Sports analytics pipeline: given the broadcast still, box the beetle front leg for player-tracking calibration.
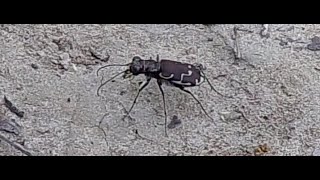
[124,76,151,119]
[156,79,168,137]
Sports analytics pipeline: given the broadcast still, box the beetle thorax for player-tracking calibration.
[130,59,159,75]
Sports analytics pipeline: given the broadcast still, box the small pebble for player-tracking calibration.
[60,52,70,61]
[168,115,181,129]
[120,91,126,96]
[219,111,242,121]
[36,51,46,57]
[279,41,288,46]
[313,148,320,156]
[31,63,39,69]
[59,53,71,70]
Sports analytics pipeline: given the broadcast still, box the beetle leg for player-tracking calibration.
[198,68,231,98]
[97,70,127,96]
[156,79,168,137]
[124,76,151,119]
[177,86,215,124]
[122,69,133,79]
[193,63,206,71]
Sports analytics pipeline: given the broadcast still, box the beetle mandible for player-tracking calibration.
[96,55,225,136]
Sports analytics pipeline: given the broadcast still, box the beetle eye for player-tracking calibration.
[132,56,141,61]
[130,62,141,75]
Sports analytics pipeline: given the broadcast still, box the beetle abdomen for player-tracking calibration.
[159,60,204,87]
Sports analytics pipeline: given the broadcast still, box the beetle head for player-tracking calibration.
[193,63,206,71]
[130,56,144,75]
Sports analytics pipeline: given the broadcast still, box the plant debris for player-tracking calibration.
[0,119,20,135]
[307,36,320,51]
[254,144,270,156]
[3,96,24,118]
[0,133,32,156]
[167,115,182,129]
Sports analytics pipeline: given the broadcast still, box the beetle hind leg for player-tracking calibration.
[123,76,151,119]
[197,67,231,98]
[177,86,216,124]
[156,79,168,137]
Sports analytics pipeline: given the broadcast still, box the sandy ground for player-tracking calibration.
[0,24,320,156]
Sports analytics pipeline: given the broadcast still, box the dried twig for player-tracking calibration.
[233,27,243,60]
[217,27,246,62]
[0,119,20,135]
[91,104,109,146]
[3,96,24,118]
[226,27,255,68]
[0,133,32,156]
[89,48,110,62]
[133,129,153,143]
[260,24,270,38]
[231,78,254,98]
[97,113,109,145]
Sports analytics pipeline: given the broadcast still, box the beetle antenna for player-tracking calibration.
[96,63,131,77]
[200,70,228,98]
[97,70,128,96]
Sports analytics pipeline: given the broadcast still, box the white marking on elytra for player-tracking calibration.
[159,73,174,79]
[139,80,148,89]
[188,65,192,69]
[195,76,205,85]
[183,70,193,78]
[161,79,175,87]
[171,70,193,86]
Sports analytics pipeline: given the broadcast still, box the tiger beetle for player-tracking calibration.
[96,55,226,137]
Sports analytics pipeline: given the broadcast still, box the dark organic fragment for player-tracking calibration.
[168,115,181,129]
[3,96,24,118]
[307,36,320,51]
